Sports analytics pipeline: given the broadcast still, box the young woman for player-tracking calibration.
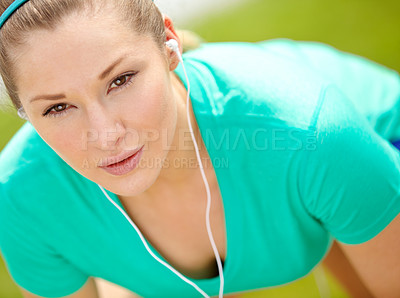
[0,0,399,297]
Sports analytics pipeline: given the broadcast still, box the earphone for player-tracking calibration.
[98,39,225,298]
[165,39,179,54]
[8,16,332,296]
[1,0,223,292]
[14,37,225,296]
[17,107,28,121]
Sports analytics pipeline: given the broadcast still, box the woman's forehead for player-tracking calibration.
[14,5,148,63]
[14,15,158,102]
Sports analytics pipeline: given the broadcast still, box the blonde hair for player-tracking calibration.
[0,0,166,110]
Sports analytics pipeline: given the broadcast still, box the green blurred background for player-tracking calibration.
[1,0,399,296]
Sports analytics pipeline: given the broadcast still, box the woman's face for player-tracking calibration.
[14,10,180,197]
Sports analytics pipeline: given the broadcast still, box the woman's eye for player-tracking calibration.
[108,73,137,93]
[43,103,70,117]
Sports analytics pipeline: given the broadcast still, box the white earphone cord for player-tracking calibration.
[98,40,224,298]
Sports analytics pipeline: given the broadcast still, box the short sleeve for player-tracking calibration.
[0,182,89,297]
[258,39,400,141]
[299,84,400,245]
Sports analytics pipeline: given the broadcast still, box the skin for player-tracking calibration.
[11,4,400,298]
[337,213,400,297]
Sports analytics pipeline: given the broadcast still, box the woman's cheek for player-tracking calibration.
[48,129,88,166]
[127,79,170,128]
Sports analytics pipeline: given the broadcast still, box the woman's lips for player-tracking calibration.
[98,145,144,176]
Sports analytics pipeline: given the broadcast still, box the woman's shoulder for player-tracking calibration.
[0,122,84,206]
[0,123,60,181]
[177,39,332,132]
[182,38,399,99]
[0,122,100,224]
[178,39,400,139]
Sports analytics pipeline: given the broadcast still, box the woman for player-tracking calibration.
[0,0,399,297]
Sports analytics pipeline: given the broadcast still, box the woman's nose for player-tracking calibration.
[85,105,126,151]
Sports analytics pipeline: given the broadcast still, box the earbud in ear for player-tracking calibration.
[165,39,179,53]
[17,107,28,120]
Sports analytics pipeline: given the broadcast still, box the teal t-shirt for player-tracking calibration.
[1,39,400,297]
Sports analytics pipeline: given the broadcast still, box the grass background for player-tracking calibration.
[1,0,400,296]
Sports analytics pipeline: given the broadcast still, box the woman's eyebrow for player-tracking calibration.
[98,56,125,80]
[29,56,128,103]
[30,93,66,103]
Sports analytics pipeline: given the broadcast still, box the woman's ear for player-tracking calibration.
[163,15,182,71]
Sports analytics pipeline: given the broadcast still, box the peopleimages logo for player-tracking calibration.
[78,126,318,170]
[81,127,318,152]
[81,156,230,170]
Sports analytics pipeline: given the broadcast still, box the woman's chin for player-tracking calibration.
[98,167,162,199]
